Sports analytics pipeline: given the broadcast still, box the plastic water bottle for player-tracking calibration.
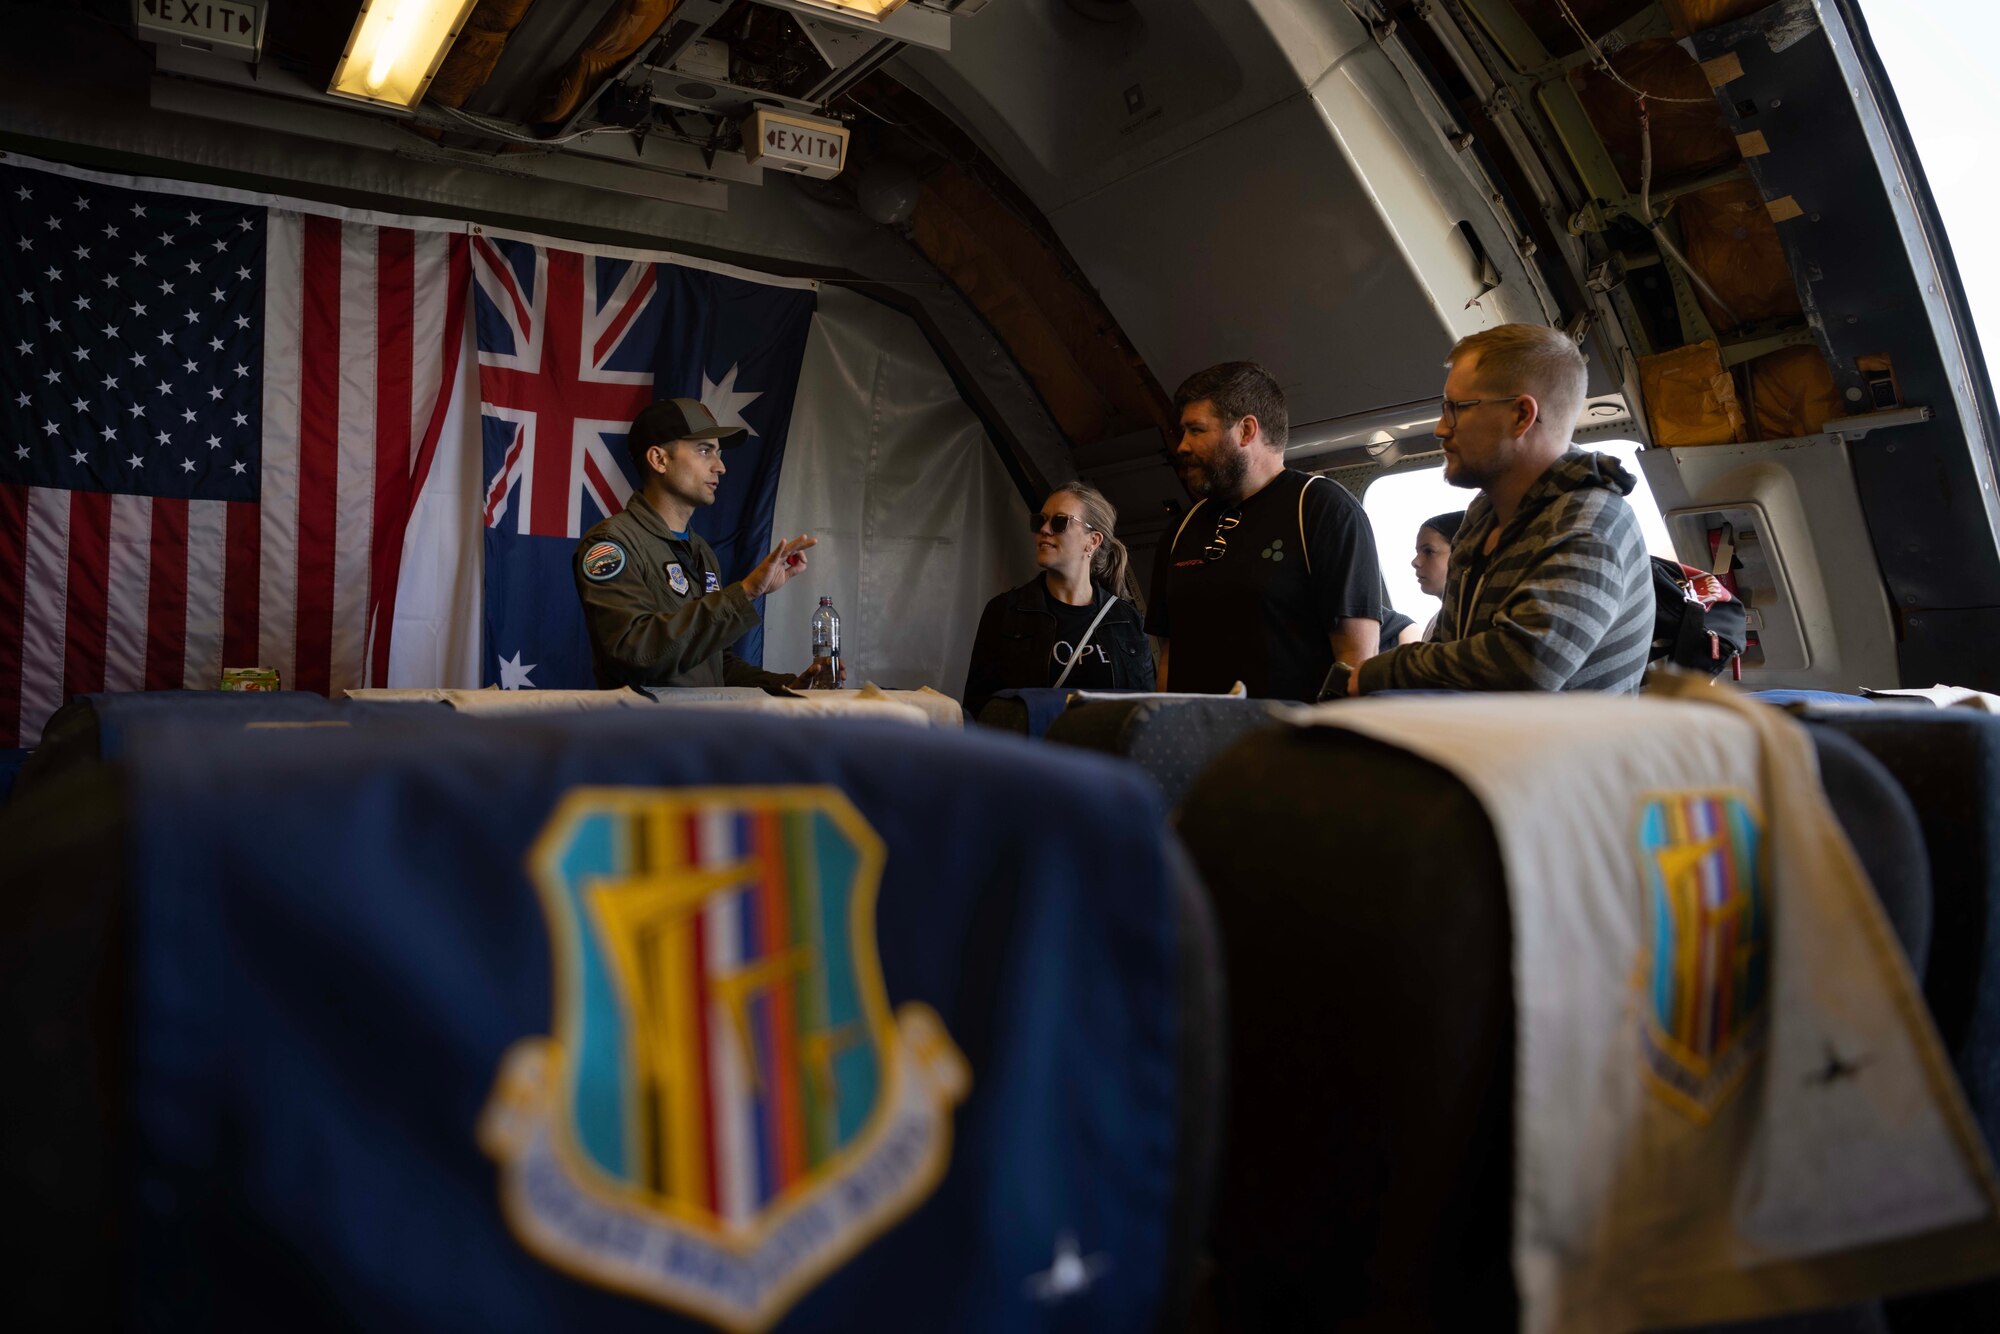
[810,597,843,688]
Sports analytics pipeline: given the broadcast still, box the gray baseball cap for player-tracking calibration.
[629,397,747,448]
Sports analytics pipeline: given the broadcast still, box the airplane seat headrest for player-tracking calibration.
[1174,703,1947,1333]
[0,709,1223,1334]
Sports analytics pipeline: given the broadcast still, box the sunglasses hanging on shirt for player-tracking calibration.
[1205,511,1242,562]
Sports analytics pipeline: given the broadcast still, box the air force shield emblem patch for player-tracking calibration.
[1634,790,1770,1123]
[479,788,969,1331]
[666,562,691,596]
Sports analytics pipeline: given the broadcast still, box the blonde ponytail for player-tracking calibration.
[1050,480,1144,611]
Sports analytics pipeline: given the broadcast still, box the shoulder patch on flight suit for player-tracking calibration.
[581,541,627,582]
[666,562,690,595]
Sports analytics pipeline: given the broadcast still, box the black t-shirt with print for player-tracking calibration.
[1046,592,1119,689]
[1145,469,1383,702]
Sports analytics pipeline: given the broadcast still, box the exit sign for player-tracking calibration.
[746,109,850,181]
[132,0,265,61]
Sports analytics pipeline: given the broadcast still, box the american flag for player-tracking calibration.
[0,156,467,745]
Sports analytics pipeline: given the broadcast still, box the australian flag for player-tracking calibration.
[472,236,815,689]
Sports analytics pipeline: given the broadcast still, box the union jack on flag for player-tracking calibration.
[475,238,659,540]
[473,235,816,689]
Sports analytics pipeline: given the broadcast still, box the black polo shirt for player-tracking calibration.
[1145,470,1383,701]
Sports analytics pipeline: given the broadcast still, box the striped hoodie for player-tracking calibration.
[1358,449,1653,694]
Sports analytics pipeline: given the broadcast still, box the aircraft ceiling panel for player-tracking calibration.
[1048,91,1464,427]
[894,0,1324,212]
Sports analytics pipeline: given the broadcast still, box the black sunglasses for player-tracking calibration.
[1205,511,1242,562]
[1029,512,1096,535]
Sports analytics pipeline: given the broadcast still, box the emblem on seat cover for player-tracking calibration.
[1634,790,1770,1123]
[480,787,969,1331]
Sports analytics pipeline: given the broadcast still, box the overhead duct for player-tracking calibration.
[428,0,540,110]
[535,0,680,124]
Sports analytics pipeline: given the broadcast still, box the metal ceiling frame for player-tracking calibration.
[138,0,965,202]
[547,0,949,144]
[1441,0,1819,370]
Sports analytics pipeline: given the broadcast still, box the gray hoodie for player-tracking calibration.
[1358,449,1653,694]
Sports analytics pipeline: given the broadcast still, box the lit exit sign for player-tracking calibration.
[132,0,266,60]
[745,109,850,181]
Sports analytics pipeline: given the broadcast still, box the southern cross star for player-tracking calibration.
[497,651,538,690]
[701,364,763,438]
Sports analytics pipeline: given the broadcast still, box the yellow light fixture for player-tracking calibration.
[793,0,913,20]
[328,0,483,110]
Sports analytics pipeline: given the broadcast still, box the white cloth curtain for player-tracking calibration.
[385,313,484,690]
[763,286,1038,694]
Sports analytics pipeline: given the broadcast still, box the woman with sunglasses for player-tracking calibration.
[961,481,1156,719]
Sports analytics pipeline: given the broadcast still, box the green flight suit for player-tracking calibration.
[573,499,793,690]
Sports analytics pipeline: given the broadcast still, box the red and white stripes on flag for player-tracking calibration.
[0,201,467,746]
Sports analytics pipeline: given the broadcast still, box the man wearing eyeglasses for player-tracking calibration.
[1336,323,1652,697]
[1146,362,1387,702]
[574,398,840,691]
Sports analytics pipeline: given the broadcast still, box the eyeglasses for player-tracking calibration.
[1439,395,1522,427]
[1205,511,1242,562]
[1029,512,1095,535]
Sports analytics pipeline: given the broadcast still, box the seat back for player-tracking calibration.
[1803,708,1999,1147]
[974,688,1103,738]
[1798,708,2000,1334]
[1174,716,1934,1333]
[14,690,345,796]
[0,709,1222,1334]
[1047,698,1293,809]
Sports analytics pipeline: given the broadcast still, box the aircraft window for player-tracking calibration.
[1861,0,1999,396]
[1363,441,1675,629]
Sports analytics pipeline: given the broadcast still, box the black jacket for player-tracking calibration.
[962,576,1155,717]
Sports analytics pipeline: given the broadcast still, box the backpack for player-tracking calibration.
[1650,557,1747,675]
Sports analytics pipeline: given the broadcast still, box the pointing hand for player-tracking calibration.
[742,534,817,598]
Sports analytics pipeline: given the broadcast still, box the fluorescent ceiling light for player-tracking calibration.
[328,0,482,110]
[792,0,914,20]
